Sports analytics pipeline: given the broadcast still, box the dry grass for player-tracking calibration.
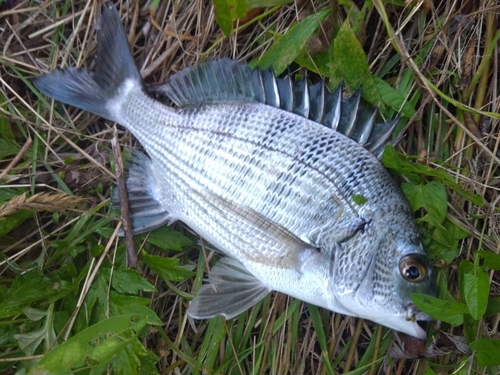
[1,0,499,374]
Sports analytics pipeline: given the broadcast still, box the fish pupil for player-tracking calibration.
[405,266,420,280]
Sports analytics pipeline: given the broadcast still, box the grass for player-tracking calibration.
[1,0,499,374]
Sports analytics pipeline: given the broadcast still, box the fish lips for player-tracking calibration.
[406,303,434,322]
[343,298,430,340]
[336,289,431,339]
[402,303,434,339]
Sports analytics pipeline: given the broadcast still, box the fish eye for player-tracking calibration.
[399,254,427,282]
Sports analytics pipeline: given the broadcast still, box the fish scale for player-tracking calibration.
[123,99,371,247]
[34,2,437,339]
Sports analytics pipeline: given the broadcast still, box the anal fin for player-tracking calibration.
[188,258,270,320]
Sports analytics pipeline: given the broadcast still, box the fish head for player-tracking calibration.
[331,225,436,339]
[390,240,437,333]
[373,240,436,339]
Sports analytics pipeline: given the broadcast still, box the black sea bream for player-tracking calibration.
[34,3,436,339]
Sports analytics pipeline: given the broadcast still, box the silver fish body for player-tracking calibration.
[34,3,436,339]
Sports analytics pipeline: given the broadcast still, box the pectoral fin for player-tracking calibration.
[306,215,370,247]
[188,257,270,320]
[192,188,318,267]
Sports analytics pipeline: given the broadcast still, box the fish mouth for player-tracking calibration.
[397,304,432,339]
[405,303,434,322]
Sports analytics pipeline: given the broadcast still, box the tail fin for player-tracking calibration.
[33,3,140,121]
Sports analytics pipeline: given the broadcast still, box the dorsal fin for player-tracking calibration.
[153,58,400,159]
[163,57,256,106]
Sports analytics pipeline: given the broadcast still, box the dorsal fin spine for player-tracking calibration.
[309,80,325,123]
[160,59,400,158]
[356,107,377,145]
[277,75,293,111]
[292,77,309,118]
[323,83,342,130]
[263,68,279,107]
[339,87,362,136]
[251,68,265,103]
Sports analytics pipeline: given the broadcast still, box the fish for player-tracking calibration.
[34,3,436,339]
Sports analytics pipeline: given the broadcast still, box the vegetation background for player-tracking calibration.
[0,0,499,374]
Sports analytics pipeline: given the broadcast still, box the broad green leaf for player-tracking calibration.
[95,227,117,238]
[140,251,195,282]
[294,49,331,76]
[374,76,415,118]
[213,0,248,36]
[469,339,500,366]
[0,138,20,159]
[257,9,331,74]
[384,144,439,183]
[411,294,468,326]
[381,144,402,171]
[0,115,15,142]
[485,297,500,317]
[113,341,141,375]
[213,0,233,36]
[429,220,468,264]
[91,243,105,257]
[16,324,56,358]
[228,0,248,20]
[382,145,483,206]
[402,181,447,225]
[78,272,109,326]
[331,18,381,108]
[110,292,163,326]
[463,269,490,320]
[342,0,366,37]
[28,314,149,374]
[143,226,193,251]
[14,305,56,357]
[352,194,367,205]
[87,334,135,375]
[0,273,70,320]
[0,210,32,237]
[23,307,48,322]
[112,269,157,294]
[112,337,159,375]
[458,259,474,301]
[246,0,292,7]
[441,177,483,205]
[149,0,161,11]
[0,187,26,203]
[478,250,500,270]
